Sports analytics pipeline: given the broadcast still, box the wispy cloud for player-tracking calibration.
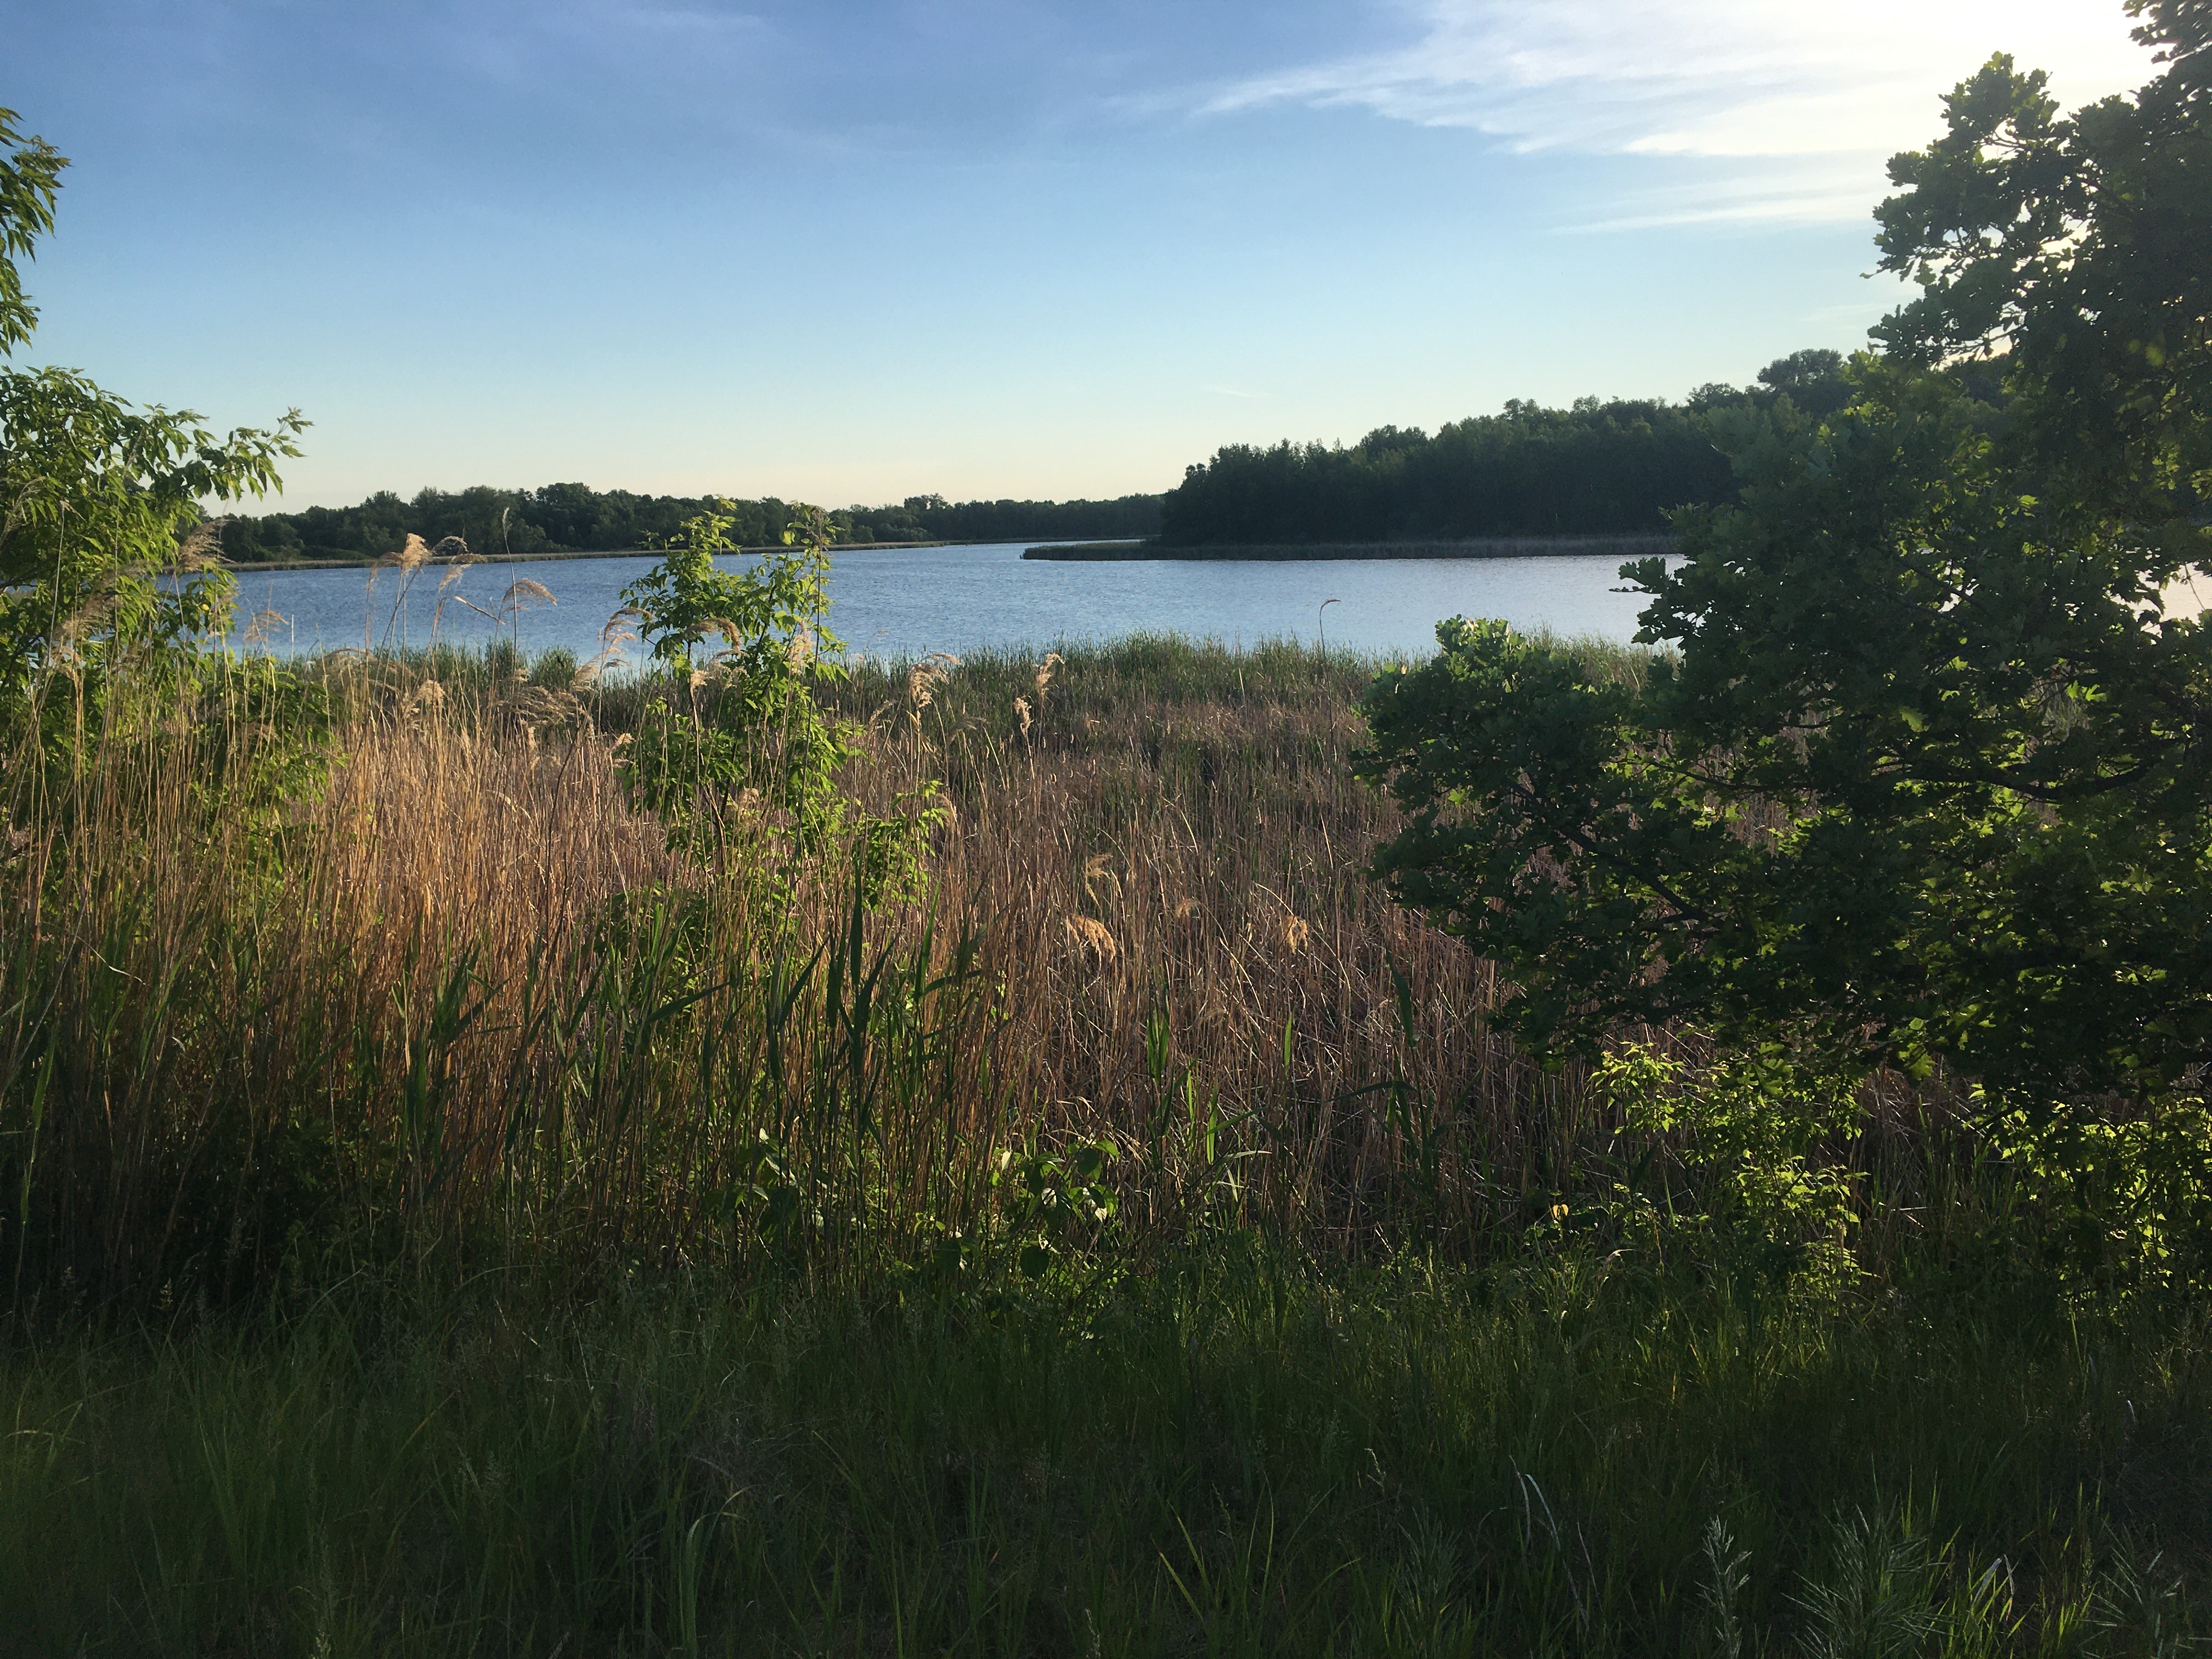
[1201,0,2153,225]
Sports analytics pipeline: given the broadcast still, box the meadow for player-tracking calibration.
[0,632,2204,1656]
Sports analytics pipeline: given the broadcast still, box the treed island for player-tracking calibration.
[1,12,2209,1655]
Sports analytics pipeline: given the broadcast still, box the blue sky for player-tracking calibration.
[9,1,2153,509]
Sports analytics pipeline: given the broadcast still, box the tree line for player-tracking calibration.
[217,484,1164,563]
[211,356,1869,564]
[1155,351,1858,545]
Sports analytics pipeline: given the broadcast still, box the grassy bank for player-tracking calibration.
[0,634,2203,1653]
[3,1253,2203,1656]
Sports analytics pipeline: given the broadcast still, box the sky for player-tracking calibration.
[7,0,2157,510]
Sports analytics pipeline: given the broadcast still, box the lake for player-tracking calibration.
[224,541,1674,667]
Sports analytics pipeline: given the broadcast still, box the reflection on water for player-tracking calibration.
[222,541,1674,667]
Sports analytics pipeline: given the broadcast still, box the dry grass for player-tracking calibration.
[0,635,1984,1304]
[830,640,1549,1243]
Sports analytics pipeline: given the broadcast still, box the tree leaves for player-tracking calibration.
[0,108,66,356]
[1356,28,2212,1139]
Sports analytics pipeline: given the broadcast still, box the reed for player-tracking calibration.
[0,633,2200,1652]
[0,632,2001,1307]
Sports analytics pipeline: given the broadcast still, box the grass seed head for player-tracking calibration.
[1065,914,1118,962]
[500,578,555,618]
[171,520,227,573]
[403,678,447,723]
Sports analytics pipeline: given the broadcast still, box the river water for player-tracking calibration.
[224,541,1672,667]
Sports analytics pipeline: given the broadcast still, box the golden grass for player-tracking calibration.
[851,671,1534,1229]
[0,636,1982,1300]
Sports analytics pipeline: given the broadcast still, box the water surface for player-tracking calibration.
[225,541,1672,666]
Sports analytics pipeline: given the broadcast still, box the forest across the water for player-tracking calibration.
[1153,348,1868,545]
[216,348,1868,565]
[217,487,1165,564]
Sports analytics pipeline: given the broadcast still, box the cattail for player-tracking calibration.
[1279,913,1311,953]
[1013,695,1032,738]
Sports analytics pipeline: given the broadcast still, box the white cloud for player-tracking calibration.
[1204,0,2155,224]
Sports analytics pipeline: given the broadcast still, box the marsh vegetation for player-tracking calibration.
[2,5,2208,1650]
[0,625,2203,1654]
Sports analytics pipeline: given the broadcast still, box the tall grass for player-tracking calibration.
[0,1252,2202,1655]
[0,631,2199,1651]
[0,632,1994,1303]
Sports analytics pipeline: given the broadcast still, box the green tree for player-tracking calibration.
[1354,3,2211,1282]
[0,108,303,715]
[617,501,856,858]
[0,109,65,355]
[1754,348,1852,416]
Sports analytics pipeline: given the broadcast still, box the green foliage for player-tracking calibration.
[1356,24,2211,1286]
[1755,348,1855,417]
[1991,1093,2212,1297]
[0,109,302,729]
[1598,1044,1862,1301]
[526,644,578,689]
[0,1252,2203,1655]
[1155,356,1852,546]
[1788,1503,1945,1659]
[0,108,66,356]
[616,503,856,858]
[994,1138,1119,1278]
[0,369,303,710]
[1873,1,2209,526]
[215,479,1164,563]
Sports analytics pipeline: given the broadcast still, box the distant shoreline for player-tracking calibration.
[221,539,968,573]
[215,531,1681,574]
[1022,534,1679,562]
